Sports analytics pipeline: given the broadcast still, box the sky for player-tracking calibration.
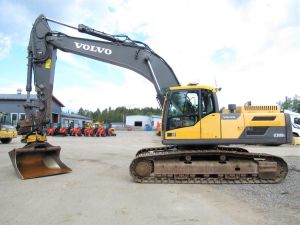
[0,0,299,112]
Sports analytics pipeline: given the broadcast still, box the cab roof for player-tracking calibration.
[169,85,218,93]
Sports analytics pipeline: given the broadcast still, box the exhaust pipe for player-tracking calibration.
[9,142,71,179]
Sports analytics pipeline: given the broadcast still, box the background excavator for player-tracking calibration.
[89,121,116,137]
[10,15,292,183]
[0,112,18,144]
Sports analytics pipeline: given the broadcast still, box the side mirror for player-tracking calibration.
[228,104,236,113]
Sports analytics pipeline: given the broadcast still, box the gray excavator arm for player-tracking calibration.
[25,14,180,132]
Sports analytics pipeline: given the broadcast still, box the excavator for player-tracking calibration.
[9,15,292,183]
[0,112,18,144]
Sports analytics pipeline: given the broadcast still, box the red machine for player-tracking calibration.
[94,122,116,137]
[94,127,106,137]
[106,128,116,136]
[69,127,83,136]
[47,127,56,136]
[84,127,95,136]
[57,127,69,136]
[47,124,70,136]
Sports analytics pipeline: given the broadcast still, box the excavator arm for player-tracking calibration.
[9,14,180,179]
[25,15,180,132]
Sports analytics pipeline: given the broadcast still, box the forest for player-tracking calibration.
[73,95,300,122]
[76,106,162,122]
[277,95,300,113]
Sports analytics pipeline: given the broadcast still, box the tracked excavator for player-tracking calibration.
[9,15,292,183]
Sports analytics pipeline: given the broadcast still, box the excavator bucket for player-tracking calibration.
[9,142,71,179]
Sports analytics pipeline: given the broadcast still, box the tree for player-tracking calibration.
[292,95,300,113]
[278,95,300,113]
[78,107,85,116]
[77,106,162,122]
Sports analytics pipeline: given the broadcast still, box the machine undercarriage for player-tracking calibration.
[130,146,288,184]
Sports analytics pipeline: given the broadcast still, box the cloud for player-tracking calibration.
[0,0,32,45]
[1,0,299,111]
[212,48,236,64]
[43,0,300,109]
[0,33,11,59]
[0,82,24,94]
[55,70,158,111]
[53,50,157,110]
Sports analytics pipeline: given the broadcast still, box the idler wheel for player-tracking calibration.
[219,155,227,163]
[134,160,153,177]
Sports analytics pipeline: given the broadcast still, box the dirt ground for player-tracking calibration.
[0,131,299,225]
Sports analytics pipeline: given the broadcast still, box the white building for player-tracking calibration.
[126,115,161,130]
[61,113,93,128]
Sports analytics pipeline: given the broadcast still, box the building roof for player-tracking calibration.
[151,115,161,118]
[126,115,150,118]
[61,112,92,120]
[126,114,161,118]
[0,94,65,107]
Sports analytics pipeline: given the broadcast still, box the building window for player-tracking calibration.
[11,113,18,126]
[135,121,143,127]
[62,119,69,128]
[74,120,79,128]
[19,113,26,120]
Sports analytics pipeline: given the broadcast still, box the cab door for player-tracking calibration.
[200,90,221,139]
[164,90,200,140]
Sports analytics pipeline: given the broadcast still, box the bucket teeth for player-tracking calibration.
[9,142,71,179]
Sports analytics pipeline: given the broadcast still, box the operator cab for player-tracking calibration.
[162,86,219,144]
[0,113,11,125]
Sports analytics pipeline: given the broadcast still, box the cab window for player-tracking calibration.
[167,90,199,130]
[201,90,215,118]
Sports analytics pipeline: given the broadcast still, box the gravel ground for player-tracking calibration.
[0,131,299,225]
[213,154,300,225]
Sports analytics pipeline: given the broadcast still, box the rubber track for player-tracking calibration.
[130,146,288,184]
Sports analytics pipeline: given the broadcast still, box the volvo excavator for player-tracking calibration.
[9,15,292,183]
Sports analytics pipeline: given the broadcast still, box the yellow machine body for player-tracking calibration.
[0,128,17,140]
[0,112,18,144]
[162,86,292,146]
[21,133,47,143]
